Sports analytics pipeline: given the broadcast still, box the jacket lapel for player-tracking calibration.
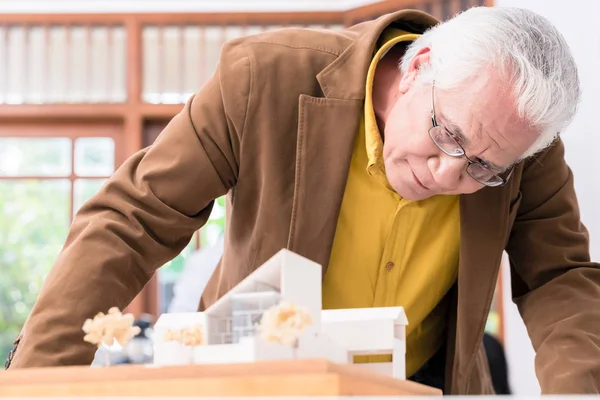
[287,95,362,272]
[453,187,512,391]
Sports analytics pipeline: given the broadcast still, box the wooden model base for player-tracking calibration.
[0,358,442,397]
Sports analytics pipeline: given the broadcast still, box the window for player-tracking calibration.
[0,24,127,104]
[0,125,119,357]
[231,291,281,343]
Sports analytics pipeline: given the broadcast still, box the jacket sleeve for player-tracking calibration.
[505,139,600,394]
[6,42,251,368]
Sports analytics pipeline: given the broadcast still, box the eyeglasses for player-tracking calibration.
[429,82,513,187]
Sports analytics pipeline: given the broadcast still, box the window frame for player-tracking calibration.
[0,122,124,222]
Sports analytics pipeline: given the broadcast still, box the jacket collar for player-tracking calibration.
[317,9,439,100]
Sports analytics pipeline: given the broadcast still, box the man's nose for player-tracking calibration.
[429,155,466,187]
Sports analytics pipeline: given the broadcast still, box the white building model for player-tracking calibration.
[154,249,409,380]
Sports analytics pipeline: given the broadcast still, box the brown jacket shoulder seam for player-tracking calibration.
[246,40,344,57]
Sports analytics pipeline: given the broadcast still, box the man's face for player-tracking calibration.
[382,50,540,201]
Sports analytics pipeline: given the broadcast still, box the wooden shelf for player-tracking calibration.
[0,359,442,397]
[0,103,187,123]
[0,103,127,122]
[139,103,185,120]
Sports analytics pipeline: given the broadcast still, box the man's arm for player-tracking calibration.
[6,42,251,368]
[506,139,600,394]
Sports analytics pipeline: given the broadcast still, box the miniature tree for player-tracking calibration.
[82,307,140,366]
[258,301,313,357]
[164,324,204,347]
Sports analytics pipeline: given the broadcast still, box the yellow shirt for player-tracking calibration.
[322,28,460,377]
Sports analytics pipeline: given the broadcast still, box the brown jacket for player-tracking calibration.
[7,9,600,395]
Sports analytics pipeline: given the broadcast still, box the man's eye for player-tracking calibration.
[445,129,462,144]
[475,158,496,172]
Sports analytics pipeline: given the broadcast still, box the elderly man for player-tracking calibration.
[6,5,599,395]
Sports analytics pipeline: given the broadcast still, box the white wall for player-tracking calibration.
[494,0,600,395]
[0,0,380,13]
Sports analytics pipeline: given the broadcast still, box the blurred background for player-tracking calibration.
[0,0,597,395]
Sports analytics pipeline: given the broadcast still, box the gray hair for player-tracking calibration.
[400,6,581,159]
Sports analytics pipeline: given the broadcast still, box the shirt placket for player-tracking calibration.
[372,196,410,308]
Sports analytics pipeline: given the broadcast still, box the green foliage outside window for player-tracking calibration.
[0,180,70,358]
[0,184,227,359]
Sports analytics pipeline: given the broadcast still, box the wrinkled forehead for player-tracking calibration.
[439,74,540,162]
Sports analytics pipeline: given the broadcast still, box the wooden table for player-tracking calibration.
[0,359,442,396]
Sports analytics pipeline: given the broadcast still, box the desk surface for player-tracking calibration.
[0,358,442,397]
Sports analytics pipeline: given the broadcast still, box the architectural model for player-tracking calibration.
[153,249,409,380]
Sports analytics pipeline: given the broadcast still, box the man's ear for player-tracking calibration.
[399,47,431,94]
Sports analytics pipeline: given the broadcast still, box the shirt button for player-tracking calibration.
[385,262,395,271]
